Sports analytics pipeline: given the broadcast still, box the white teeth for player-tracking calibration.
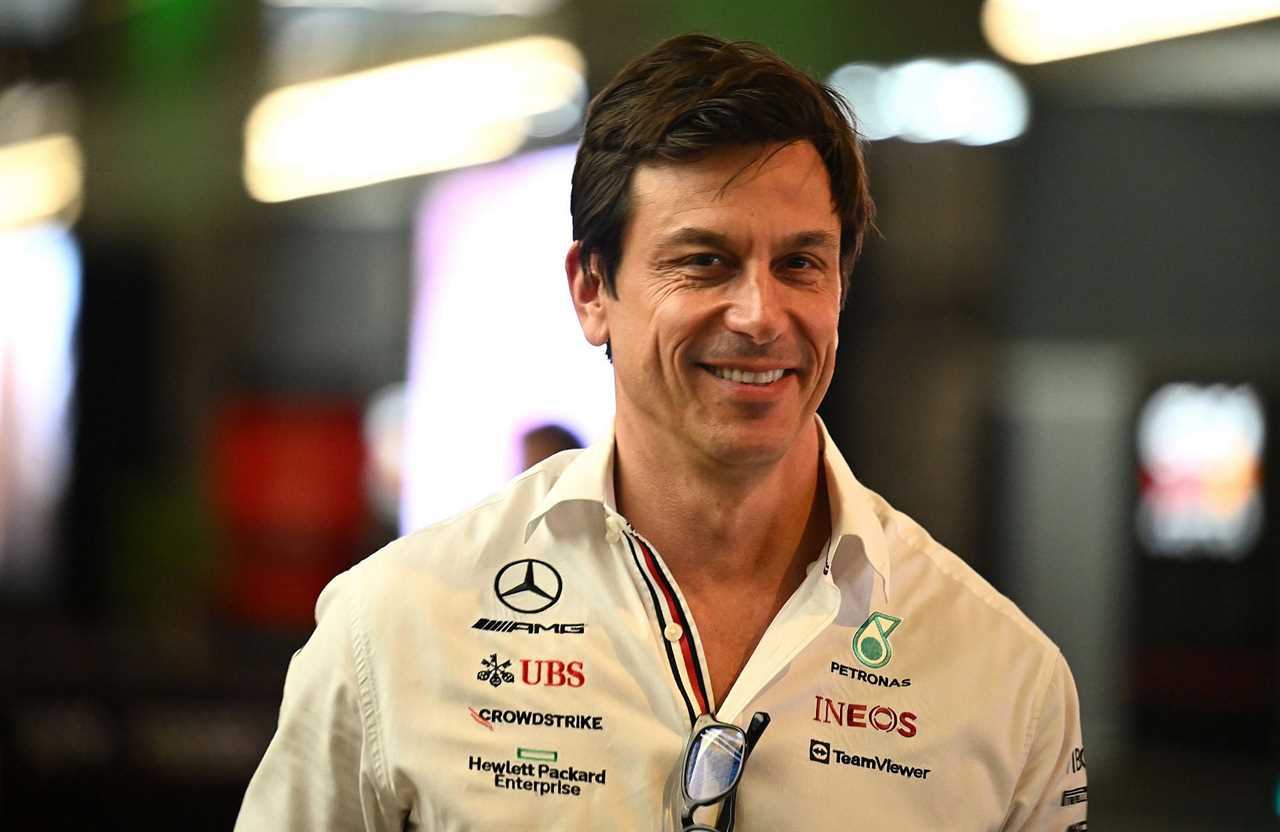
[709,367,786,385]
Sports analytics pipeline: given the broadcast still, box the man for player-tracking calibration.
[237,35,1087,830]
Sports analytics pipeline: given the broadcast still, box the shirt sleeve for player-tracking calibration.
[1001,651,1088,832]
[235,570,406,831]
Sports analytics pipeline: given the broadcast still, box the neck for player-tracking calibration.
[613,418,829,590]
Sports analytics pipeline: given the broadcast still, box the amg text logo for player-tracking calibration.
[473,618,586,635]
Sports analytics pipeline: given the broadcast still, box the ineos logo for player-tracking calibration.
[868,705,898,733]
[494,559,563,614]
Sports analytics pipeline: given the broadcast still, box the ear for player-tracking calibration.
[566,242,610,348]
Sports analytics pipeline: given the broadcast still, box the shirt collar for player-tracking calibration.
[523,417,891,600]
[815,415,892,601]
[523,425,619,543]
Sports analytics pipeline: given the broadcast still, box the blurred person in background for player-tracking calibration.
[520,422,584,471]
[237,34,1085,830]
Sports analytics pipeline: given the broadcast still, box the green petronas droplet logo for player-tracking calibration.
[852,612,902,669]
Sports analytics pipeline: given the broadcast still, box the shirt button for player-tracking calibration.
[664,622,684,642]
[604,516,624,543]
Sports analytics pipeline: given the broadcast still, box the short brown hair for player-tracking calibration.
[570,34,875,303]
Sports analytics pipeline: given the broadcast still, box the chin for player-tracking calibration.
[696,423,793,469]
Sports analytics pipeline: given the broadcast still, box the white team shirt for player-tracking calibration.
[236,418,1087,831]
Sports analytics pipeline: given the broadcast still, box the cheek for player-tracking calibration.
[801,304,840,352]
[647,302,701,359]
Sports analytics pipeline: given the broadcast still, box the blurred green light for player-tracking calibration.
[125,0,221,88]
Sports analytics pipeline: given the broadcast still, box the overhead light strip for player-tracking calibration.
[243,35,585,203]
[982,0,1280,64]
[0,134,83,231]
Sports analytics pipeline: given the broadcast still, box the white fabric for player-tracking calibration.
[237,418,1087,831]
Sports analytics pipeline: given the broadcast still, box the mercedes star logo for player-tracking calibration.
[494,559,563,614]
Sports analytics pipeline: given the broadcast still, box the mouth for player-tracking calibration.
[699,365,793,386]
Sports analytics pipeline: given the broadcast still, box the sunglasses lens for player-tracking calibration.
[684,725,746,803]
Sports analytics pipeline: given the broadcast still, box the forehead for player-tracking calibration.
[626,142,839,244]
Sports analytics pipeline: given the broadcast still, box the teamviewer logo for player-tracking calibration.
[809,739,831,765]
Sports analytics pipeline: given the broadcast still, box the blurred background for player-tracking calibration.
[1,0,1277,827]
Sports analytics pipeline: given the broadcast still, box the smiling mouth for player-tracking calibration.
[701,365,791,386]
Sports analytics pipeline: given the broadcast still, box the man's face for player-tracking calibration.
[583,141,843,470]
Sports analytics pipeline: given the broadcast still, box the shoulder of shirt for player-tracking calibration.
[332,448,585,592]
[860,484,1064,662]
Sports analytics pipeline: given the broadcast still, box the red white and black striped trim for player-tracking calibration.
[623,532,712,724]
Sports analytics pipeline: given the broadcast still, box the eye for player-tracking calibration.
[687,253,726,268]
[780,254,823,276]
[676,253,734,280]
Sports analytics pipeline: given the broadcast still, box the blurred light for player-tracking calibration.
[0,134,84,231]
[264,0,562,14]
[886,59,953,143]
[0,0,80,45]
[363,382,406,523]
[828,64,894,140]
[0,222,81,589]
[829,59,1029,145]
[1136,383,1266,560]
[13,702,113,769]
[402,145,614,531]
[982,0,1280,64]
[947,61,1031,145]
[243,36,585,202]
[266,10,364,86]
[213,400,367,626]
[134,705,275,776]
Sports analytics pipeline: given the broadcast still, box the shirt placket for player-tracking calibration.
[604,513,714,726]
[605,512,842,727]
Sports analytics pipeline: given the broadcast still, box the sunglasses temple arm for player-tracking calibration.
[714,787,738,832]
[744,711,771,754]
[712,713,770,832]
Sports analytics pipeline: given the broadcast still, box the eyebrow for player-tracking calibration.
[780,230,839,252]
[654,227,733,253]
[654,227,839,254]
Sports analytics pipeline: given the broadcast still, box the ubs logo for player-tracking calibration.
[476,654,585,688]
[495,559,563,614]
[521,659,585,688]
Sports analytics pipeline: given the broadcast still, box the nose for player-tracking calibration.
[723,262,785,345]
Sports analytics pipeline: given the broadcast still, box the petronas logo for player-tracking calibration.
[852,612,902,669]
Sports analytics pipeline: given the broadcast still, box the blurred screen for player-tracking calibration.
[401,145,614,532]
[0,222,81,591]
[1132,379,1276,750]
[1137,382,1266,561]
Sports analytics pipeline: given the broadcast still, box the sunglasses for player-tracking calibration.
[671,711,771,832]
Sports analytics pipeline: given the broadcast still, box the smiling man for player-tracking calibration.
[238,35,1086,831]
